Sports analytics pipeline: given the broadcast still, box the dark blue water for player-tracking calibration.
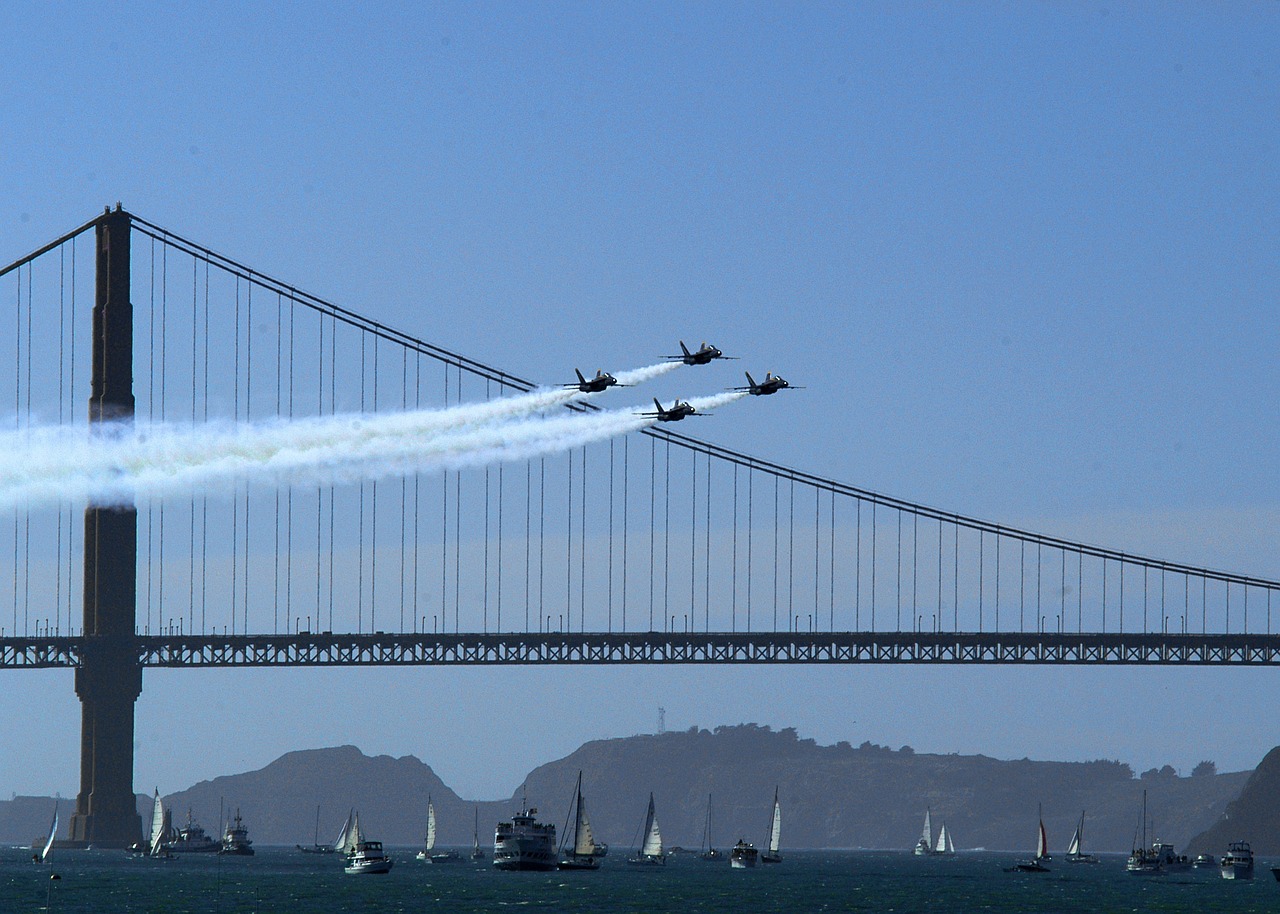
[6,847,1280,913]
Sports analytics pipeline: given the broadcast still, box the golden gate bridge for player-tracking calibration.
[1,207,1276,845]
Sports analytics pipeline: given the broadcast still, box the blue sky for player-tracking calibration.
[2,3,1278,800]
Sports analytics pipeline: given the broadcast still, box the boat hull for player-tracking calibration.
[1221,863,1254,880]
[558,854,600,870]
[344,858,393,875]
[626,855,666,866]
[494,836,558,871]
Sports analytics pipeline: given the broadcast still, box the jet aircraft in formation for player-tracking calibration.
[640,398,700,422]
[565,369,623,393]
[666,341,736,366]
[733,371,799,396]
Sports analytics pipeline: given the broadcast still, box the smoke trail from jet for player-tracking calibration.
[0,390,747,511]
[612,360,681,386]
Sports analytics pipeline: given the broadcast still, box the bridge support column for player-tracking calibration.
[68,206,143,848]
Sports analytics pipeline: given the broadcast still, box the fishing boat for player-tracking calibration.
[1065,810,1098,863]
[170,808,220,853]
[730,838,758,869]
[493,793,558,871]
[297,805,337,854]
[342,811,394,875]
[417,796,461,862]
[914,808,935,856]
[1219,841,1254,880]
[761,786,782,863]
[471,807,486,860]
[626,793,666,866]
[1012,806,1050,872]
[220,809,255,856]
[558,771,601,870]
[699,794,722,861]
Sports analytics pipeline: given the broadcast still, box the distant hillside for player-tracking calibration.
[1,729,1253,852]
[1187,746,1280,856]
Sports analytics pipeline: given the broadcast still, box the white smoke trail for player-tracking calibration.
[613,360,682,386]
[0,390,748,511]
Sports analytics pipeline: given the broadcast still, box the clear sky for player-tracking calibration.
[2,2,1278,801]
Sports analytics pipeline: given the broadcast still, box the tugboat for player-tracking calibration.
[730,838,759,869]
[1220,841,1254,880]
[219,809,255,856]
[171,809,220,853]
[342,812,393,875]
[493,791,558,871]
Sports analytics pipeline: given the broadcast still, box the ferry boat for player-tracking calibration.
[219,809,255,856]
[494,795,558,871]
[342,812,393,875]
[171,809,219,853]
[1220,841,1254,880]
[730,838,758,869]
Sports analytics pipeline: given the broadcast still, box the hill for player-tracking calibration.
[1186,745,1280,856]
[0,728,1252,852]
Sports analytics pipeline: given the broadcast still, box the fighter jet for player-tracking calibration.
[639,398,700,422]
[733,371,799,396]
[666,341,736,366]
[565,369,623,393]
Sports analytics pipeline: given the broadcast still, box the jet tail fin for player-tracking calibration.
[654,398,664,412]
[575,369,586,384]
[680,341,691,357]
[745,371,757,388]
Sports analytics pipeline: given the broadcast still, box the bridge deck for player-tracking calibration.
[5,632,1280,668]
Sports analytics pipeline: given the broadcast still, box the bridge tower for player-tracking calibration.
[67,206,143,847]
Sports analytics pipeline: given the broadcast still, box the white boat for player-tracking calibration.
[343,811,393,875]
[1220,841,1254,880]
[38,805,58,864]
[494,795,558,871]
[558,771,601,870]
[730,838,758,869]
[626,793,666,866]
[1065,811,1097,863]
[1012,806,1049,872]
[1126,792,1189,874]
[914,808,934,856]
[934,822,956,856]
[761,787,782,864]
[417,796,461,863]
[699,794,722,861]
[220,809,254,856]
[171,808,220,853]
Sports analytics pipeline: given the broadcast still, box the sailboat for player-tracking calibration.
[934,822,956,856]
[333,809,353,855]
[699,794,723,861]
[298,804,337,854]
[343,810,393,875]
[761,786,782,863]
[1065,810,1098,863]
[558,771,601,870]
[140,789,173,858]
[417,796,461,862]
[626,793,666,866]
[1012,805,1050,872]
[471,807,486,860]
[35,804,58,864]
[914,808,934,856]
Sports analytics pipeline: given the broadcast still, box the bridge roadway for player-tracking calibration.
[5,630,1280,668]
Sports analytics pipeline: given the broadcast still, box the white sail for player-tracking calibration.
[473,807,480,855]
[921,809,932,848]
[575,792,598,856]
[1036,819,1048,859]
[333,809,352,852]
[40,807,58,863]
[343,811,363,856]
[935,824,948,854]
[640,794,663,857]
[426,799,437,852]
[946,827,955,854]
[768,793,782,855]
[149,790,167,856]
[1067,824,1081,857]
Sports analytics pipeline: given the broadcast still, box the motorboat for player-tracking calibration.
[1220,841,1254,880]
[730,838,758,869]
